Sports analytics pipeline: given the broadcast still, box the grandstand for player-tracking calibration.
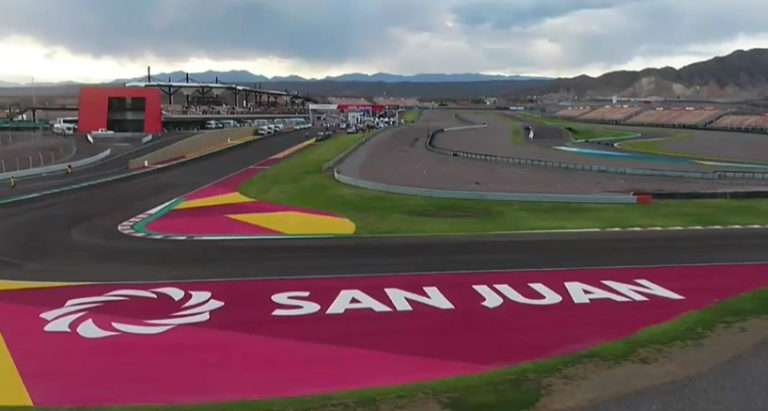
[627,107,724,127]
[161,104,307,116]
[710,114,768,131]
[328,97,371,105]
[373,97,421,108]
[554,106,594,118]
[579,105,644,123]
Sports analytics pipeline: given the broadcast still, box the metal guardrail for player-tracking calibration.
[427,128,768,181]
[334,169,637,203]
[325,118,638,203]
[453,113,477,125]
[0,149,111,180]
[443,124,489,132]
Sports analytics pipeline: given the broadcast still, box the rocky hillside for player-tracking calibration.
[518,49,768,100]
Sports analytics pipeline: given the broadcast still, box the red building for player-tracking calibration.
[78,87,163,133]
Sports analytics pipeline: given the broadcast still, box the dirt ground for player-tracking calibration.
[338,110,768,195]
[536,318,768,411]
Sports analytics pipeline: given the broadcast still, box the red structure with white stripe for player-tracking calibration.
[78,87,163,134]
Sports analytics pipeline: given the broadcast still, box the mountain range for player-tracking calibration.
[515,48,768,101]
[2,49,768,101]
[115,71,547,84]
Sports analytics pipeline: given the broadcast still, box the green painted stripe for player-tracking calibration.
[131,198,186,236]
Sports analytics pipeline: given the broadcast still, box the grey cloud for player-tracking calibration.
[528,0,768,69]
[0,0,767,77]
[451,0,647,30]
[0,0,442,62]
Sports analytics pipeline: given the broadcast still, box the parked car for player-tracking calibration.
[346,126,357,134]
[256,125,273,136]
[204,120,223,129]
[316,130,332,141]
[219,120,239,128]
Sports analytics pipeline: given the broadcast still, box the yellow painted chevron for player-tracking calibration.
[227,211,355,235]
[0,280,73,292]
[176,193,255,210]
[0,333,32,406]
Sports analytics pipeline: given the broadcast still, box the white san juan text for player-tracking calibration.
[270,279,685,316]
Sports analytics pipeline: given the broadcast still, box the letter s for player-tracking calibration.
[271,291,321,316]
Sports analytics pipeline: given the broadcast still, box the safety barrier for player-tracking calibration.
[427,128,768,181]
[0,148,111,180]
[443,124,489,132]
[334,169,637,203]
[453,113,477,125]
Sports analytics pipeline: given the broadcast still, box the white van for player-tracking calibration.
[204,120,221,129]
[52,123,75,136]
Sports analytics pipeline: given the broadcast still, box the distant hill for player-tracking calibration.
[515,48,768,100]
[115,70,548,84]
[4,49,768,101]
[319,72,547,82]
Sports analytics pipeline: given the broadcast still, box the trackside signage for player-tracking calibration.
[270,279,684,316]
[1,264,768,407]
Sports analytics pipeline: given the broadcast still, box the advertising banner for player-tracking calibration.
[2,264,767,407]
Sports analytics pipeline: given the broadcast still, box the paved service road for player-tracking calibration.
[586,338,768,411]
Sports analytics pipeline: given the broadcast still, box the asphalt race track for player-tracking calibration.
[2,123,768,410]
[3,125,768,281]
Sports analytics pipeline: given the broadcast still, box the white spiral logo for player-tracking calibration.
[39,287,225,339]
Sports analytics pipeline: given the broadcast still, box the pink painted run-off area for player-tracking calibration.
[2,264,768,407]
[140,141,351,237]
[144,166,341,236]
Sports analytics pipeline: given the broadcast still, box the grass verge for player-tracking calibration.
[617,134,693,157]
[402,110,421,124]
[10,287,767,411]
[510,117,523,145]
[513,113,636,141]
[239,133,768,235]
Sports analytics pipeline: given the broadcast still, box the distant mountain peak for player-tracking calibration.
[521,48,768,100]
[114,70,549,84]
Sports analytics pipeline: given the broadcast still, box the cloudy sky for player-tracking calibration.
[0,0,766,83]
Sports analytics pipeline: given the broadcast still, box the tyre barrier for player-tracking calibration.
[647,190,768,200]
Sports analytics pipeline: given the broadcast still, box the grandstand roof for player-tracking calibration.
[373,96,420,106]
[125,81,293,97]
[327,97,371,105]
